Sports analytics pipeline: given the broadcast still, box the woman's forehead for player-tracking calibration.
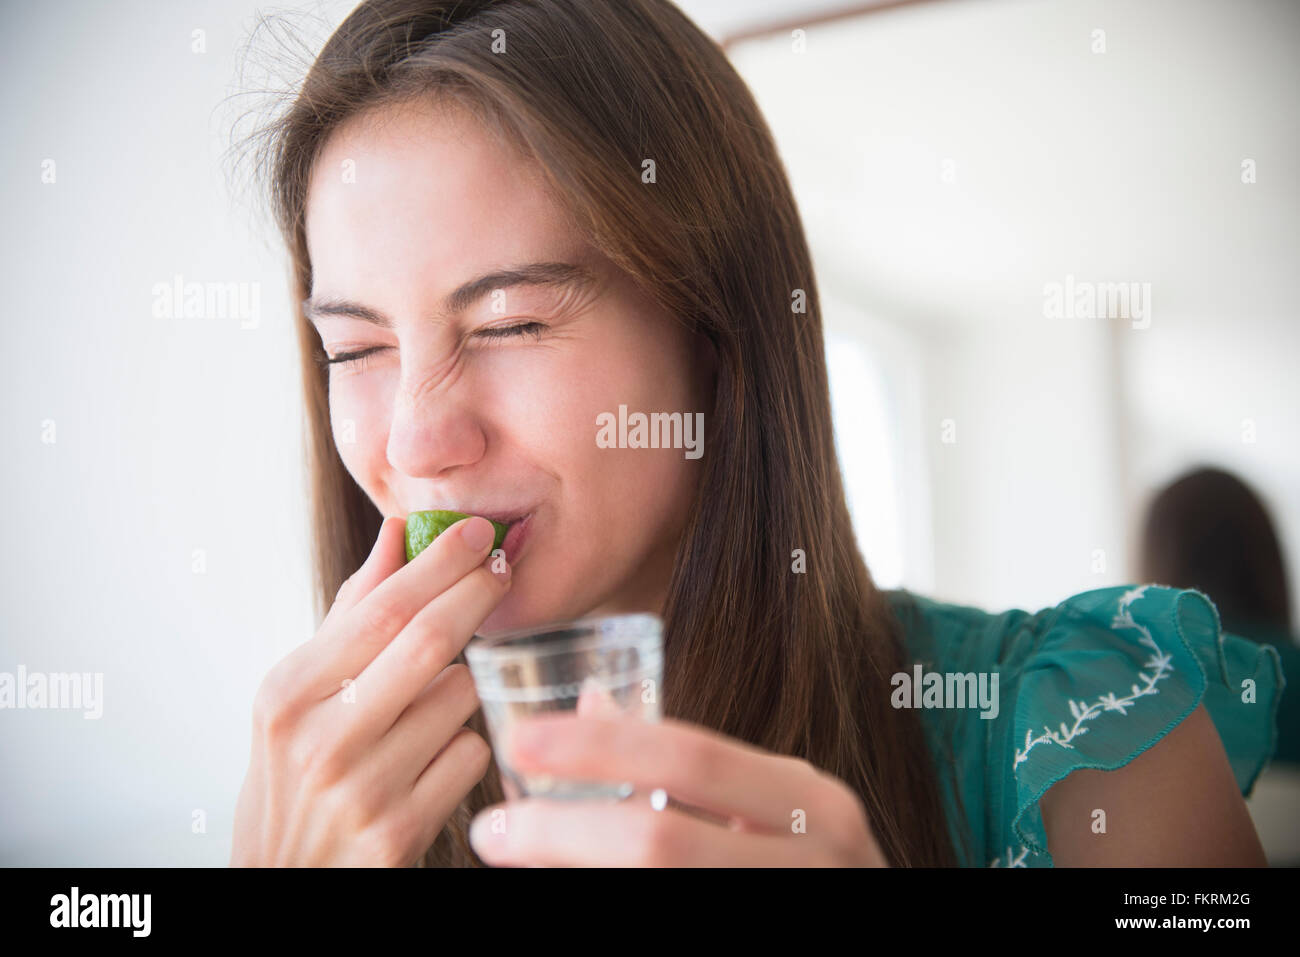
[305,101,585,297]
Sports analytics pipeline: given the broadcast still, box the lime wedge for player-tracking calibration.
[405,510,509,562]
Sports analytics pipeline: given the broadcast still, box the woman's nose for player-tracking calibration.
[384,363,486,478]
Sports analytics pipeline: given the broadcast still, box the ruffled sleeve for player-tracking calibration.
[987,584,1284,867]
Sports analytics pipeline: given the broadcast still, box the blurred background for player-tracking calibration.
[1,0,1296,864]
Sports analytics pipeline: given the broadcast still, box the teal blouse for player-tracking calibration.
[883,584,1286,867]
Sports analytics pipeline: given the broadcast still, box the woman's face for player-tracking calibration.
[304,99,711,632]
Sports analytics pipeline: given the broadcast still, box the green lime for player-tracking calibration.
[405,510,509,562]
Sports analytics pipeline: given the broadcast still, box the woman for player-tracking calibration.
[231,0,1280,867]
[1140,467,1299,767]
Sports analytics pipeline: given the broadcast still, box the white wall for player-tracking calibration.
[0,0,336,864]
[730,0,1300,613]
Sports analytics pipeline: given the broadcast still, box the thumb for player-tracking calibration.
[575,676,623,718]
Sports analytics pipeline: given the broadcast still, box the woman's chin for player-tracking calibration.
[478,602,518,637]
[476,582,592,638]
[478,587,546,637]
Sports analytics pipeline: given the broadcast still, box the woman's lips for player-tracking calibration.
[405,504,535,565]
[501,512,533,565]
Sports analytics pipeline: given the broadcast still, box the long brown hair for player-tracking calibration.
[1140,466,1293,636]
[249,0,959,866]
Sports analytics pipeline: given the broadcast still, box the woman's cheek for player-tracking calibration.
[487,350,594,455]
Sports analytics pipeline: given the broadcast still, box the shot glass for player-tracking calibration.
[465,612,663,801]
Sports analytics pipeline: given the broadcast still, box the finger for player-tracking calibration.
[338,558,510,750]
[405,728,493,852]
[323,516,407,625]
[468,798,811,867]
[575,677,623,718]
[293,516,501,706]
[255,517,407,718]
[506,716,829,832]
[356,663,483,801]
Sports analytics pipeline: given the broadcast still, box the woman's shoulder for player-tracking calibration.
[884,583,1284,692]
[881,583,1286,867]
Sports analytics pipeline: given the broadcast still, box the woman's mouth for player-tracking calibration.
[500,512,534,565]
[406,503,537,566]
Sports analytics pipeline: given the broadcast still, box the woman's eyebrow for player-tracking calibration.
[302,261,597,327]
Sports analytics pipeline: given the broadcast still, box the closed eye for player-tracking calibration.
[474,321,547,342]
[323,345,387,366]
[319,321,546,370]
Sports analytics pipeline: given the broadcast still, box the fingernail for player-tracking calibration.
[461,516,494,551]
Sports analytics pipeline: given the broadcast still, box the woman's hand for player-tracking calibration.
[231,515,510,866]
[467,714,888,866]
